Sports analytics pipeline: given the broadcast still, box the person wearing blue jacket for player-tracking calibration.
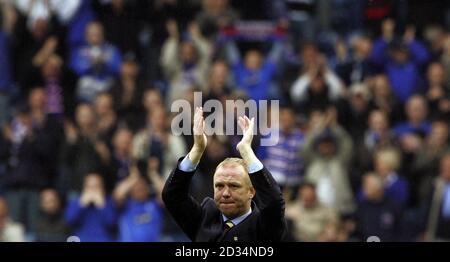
[393,95,431,139]
[358,147,410,207]
[113,162,164,242]
[65,173,117,242]
[354,173,403,241]
[70,21,122,102]
[371,20,429,103]
[223,30,285,101]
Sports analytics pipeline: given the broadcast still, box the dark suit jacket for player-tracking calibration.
[162,158,287,242]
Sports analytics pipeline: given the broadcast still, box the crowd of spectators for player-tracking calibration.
[1,0,450,242]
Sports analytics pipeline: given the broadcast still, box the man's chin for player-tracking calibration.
[218,205,238,218]
[222,212,238,219]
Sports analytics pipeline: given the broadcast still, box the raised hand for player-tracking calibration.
[188,21,201,39]
[129,165,141,181]
[236,116,261,171]
[166,19,179,39]
[236,116,254,151]
[193,107,207,150]
[79,191,92,207]
[382,18,395,42]
[113,165,140,206]
[188,107,207,164]
[403,25,416,43]
[92,191,105,208]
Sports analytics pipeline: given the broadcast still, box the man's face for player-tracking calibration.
[149,107,166,130]
[86,23,104,46]
[310,76,325,94]
[75,104,96,128]
[427,63,445,85]
[180,42,196,64]
[392,49,409,64]
[94,94,113,116]
[369,111,388,133]
[40,190,61,215]
[131,178,150,202]
[213,165,255,219]
[42,55,63,79]
[301,45,318,66]
[373,76,391,98]
[300,186,316,209]
[350,93,367,112]
[121,61,139,79]
[363,175,383,201]
[318,141,336,157]
[29,88,47,110]
[406,97,427,124]
[244,51,263,71]
[113,129,133,156]
[430,122,449,145]
[83,174,104,194]
[354,37,372,57]
[210,62,228,89]
[143,90,162,111]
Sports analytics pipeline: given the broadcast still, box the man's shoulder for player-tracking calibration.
[198,198,223,225]
[200,197,216,209]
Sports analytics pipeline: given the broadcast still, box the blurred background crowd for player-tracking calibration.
[1,0,450,242]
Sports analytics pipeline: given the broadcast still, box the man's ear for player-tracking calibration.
[249,187,256,199]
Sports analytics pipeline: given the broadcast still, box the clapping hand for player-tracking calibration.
[236,116,254,151]
[188,107,207,164]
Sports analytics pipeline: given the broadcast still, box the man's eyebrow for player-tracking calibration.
[214,181,242,185]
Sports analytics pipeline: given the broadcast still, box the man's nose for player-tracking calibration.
[222,187,231,197]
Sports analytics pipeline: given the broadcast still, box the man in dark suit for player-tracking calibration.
[162,107,287,242]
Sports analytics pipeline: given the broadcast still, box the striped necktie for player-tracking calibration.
[224,220,234,230]
[217,220,235,242]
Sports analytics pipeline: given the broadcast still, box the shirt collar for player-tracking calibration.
[222,208,252,226]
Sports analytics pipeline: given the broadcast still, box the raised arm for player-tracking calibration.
[188,107,208,165]
[188,22,212,67]
[237,116,287,240]
[236,116,261,171]
[147,157,165,204]
[161,107,207,240]
[224,38,241,67]
[113,166,140,207]
[160,20,180,79]
[267,40,284,64]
